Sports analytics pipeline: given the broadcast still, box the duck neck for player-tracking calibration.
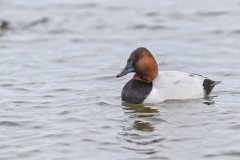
[133,70,158,83]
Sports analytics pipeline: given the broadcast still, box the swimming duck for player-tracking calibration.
[116,47,220,104]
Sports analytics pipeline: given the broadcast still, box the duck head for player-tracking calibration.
[116,47,158,83]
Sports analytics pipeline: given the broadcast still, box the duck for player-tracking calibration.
[116,47,220,104]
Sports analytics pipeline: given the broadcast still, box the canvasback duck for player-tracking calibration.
[116,47,220,104]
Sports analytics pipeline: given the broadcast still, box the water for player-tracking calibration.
[0,0,240,159]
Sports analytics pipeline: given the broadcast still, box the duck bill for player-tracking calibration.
[116,61,135,78]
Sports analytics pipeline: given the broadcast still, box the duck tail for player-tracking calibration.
[203,79,221,97]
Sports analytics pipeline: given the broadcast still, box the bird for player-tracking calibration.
[116,47,220,104]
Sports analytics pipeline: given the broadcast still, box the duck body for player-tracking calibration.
[117,47,220,104]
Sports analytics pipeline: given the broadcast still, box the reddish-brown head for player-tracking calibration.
[116,47,158,83]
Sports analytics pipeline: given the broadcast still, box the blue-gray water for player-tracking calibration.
[0,0,240,160]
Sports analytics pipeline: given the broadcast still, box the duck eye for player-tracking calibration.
[138,56,143,60]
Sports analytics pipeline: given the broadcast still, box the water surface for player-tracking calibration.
[0,0,240,160]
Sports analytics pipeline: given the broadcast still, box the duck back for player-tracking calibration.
[144,71,205,103]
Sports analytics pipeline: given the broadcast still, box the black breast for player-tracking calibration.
[121,79,153,104]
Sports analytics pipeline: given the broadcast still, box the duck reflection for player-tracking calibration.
[133,120,154,132]
[121,102,160,132]
[203,96,215,105]
[119,102,163,154]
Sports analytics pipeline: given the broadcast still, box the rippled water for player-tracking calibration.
[0,0,240,160]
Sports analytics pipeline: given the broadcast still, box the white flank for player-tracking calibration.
[144,71,205,103]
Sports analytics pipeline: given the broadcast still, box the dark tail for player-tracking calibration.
[203,79,221,98]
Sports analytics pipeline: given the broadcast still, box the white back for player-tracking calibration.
[144,71,205,103]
